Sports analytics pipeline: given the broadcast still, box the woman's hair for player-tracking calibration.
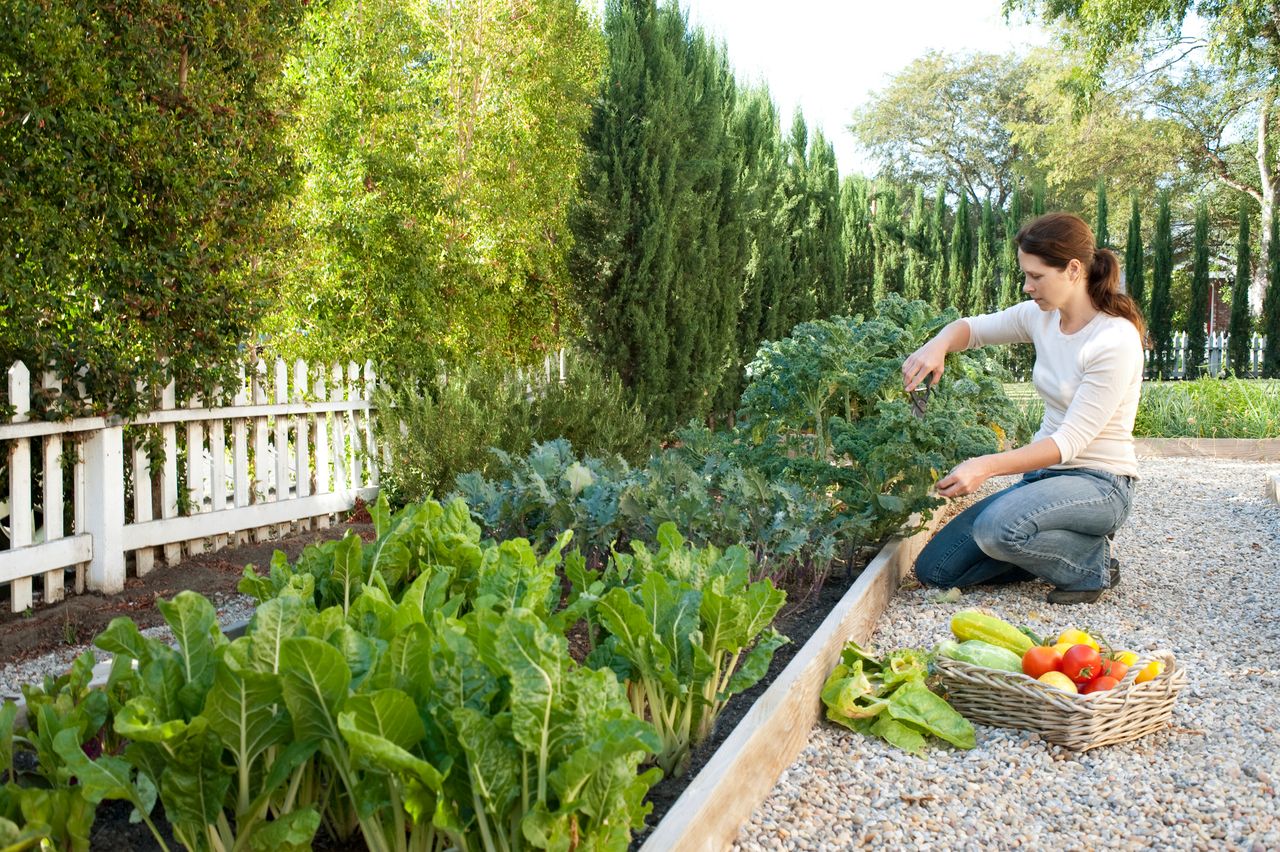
[1015,212,1147,341]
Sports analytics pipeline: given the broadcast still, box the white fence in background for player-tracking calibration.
[0,359,380,614]
[1144,332,1269,379]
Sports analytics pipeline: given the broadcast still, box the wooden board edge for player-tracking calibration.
[1134,438,1280,461]
[640,509,949,852]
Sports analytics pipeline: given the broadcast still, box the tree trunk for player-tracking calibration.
[1253,89,1276,314]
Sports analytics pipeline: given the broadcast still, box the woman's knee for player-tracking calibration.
[971,510,1025,560]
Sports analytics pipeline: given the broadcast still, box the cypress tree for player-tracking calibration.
[970,198,997,314]
[780,110,813,333]
[1124,193,1146,316]
[841,175,875,314]
[872,182,904,302]
[1094,177,1109,248]
[808,131,845,317]
[1001,189,1023,308]
[1032,180,1046,218]
[1149,192,1174,379]
[903,186,928,301]
[1228,201,1254,376]
[947,193,972,311]
[1263,212,1280,378]
[925,185,949,308]
[1186,201,1211,379]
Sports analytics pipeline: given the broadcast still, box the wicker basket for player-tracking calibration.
[935,649,1186,752]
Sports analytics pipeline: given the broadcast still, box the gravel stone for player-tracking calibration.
[734,457,1280,850]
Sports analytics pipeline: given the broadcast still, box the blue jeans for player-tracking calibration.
[914,468,1135,592]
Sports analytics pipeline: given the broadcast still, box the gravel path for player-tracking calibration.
[0,592,257,701]
[735,457,1280,851]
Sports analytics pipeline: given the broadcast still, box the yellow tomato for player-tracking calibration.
[1135,660,1164,684]
[1057,628,1099,651]
[1038,671,1078,693]
[1113,650,1140,668]
[1052,641,1076,657]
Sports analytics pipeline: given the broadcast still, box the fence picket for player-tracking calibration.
[347,362,362,492]
[72,438,86,593]
[209,386,228,551]
[294,360,312,532]
[330,363,348,499]
[7,362,34,612]
[274,359,292,538]
[131,381,155,577]
[232,366,251,546]
[185,394,207,556]
[252,361,271,543]
[313,366,331,530]
[363,362,379,488]
[159,379,181,565]
[41,371,65,602]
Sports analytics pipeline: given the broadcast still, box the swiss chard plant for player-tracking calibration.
[587,524,788,777]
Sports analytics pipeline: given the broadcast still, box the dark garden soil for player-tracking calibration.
[0,517,376,666]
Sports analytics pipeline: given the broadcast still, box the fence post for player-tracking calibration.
[83,418,126,594]
[7,362,34,612]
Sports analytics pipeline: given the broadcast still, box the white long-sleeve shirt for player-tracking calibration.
[964,300,1144,479]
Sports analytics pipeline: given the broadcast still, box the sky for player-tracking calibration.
[675,0,1052,176]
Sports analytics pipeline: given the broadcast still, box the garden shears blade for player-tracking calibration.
[909,384,932,419]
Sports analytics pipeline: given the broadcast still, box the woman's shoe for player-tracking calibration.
[1047,559,1120,605]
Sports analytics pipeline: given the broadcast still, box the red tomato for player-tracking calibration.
[1022,646,1063,679]
[1099,658,1129,682]
[1060,644,1102,685]
[1081,675,1120,694]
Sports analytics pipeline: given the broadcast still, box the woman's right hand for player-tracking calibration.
[902,339,948,392]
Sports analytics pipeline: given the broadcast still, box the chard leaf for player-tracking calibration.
[884,681,976,750]
[158,728,231,846]
[723,630,788,697]
[156,592,222,702]
[342,690,424,752]
[51,729,150,811]
[869,715,927,754]
[495,611,566,760]
[247,594,306,674]
[595,588,678,694]
[94,617,158,663]
[0,702,16,775]
[245,808,321,852]
[201,658,289,774]
[328,533,363,615]
[114,697,192,744]
[453,706,520,820]
[280,637,350,744]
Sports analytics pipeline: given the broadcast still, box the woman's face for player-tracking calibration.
[1018,248,1083,311]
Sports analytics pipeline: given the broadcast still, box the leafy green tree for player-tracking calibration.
[1094,178,1110,247]
[841,176,876,315]
[1001,189,1024,307]
[947,194,973,311]
[926,186,950,308]
[1264,212,1280,377]
[1032,180,1046,217]
[808,131,846,316]
[1125,193,1146,314]
[571,0,743,429]
[1187,202,1212,378]
[1228,201,1254,374]
[872,183,904,303]
[971,199,998,314]
[851,51,1040,208]
[1149,192,1175,378]
[781,112,816,331]
[903,187,930,301]
[0,0,310,415]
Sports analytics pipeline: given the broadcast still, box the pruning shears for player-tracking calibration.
[908,383,932,419]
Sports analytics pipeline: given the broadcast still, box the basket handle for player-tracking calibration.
[1115,649,1176,688]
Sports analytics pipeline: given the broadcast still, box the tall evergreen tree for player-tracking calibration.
[808,130,845,317]
[1094,177,1110,248]
[970,198,998,314]
[840,176,875,314]
[925,185,949,308]
[1124,193,1146,316]
[1149,192,1174,378]
[872,182,904,302]
[1001,189,1024,308]
[1228,201,1254,375]
[1263,212,1280,378]
[947,193,973,311]
[1031,180,1046,218]
[780,110,813,333]
[570,0,743,429]
[903,186,929,301]
[1186,201,1211,379]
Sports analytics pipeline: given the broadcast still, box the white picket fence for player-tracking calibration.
[0,359,380,614]
[1144,332,1269,379]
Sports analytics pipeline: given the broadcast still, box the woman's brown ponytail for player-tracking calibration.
[1015,212,1147,343]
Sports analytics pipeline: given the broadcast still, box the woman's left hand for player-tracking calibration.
[935,458,992,498]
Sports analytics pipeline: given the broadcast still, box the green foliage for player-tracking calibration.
[971,199,998,315]
[1186,202,1212,378]
[1229,201,1255,374]
[0,0,308,417]
[1149,192,1175,378]
[841,177,878,315]
[374,356,655,507]
[1125,193,1146,314]
[947,195,973,312]
[1001,189,1025,309]
[1134,379,1280,438]
[903,187,930,302]
[1095,177,1110,248]
[570,0,746,430]
[739,296,1020,545]
[589,524,787,776]
[927,186,950,308]
[871,183,904,304]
